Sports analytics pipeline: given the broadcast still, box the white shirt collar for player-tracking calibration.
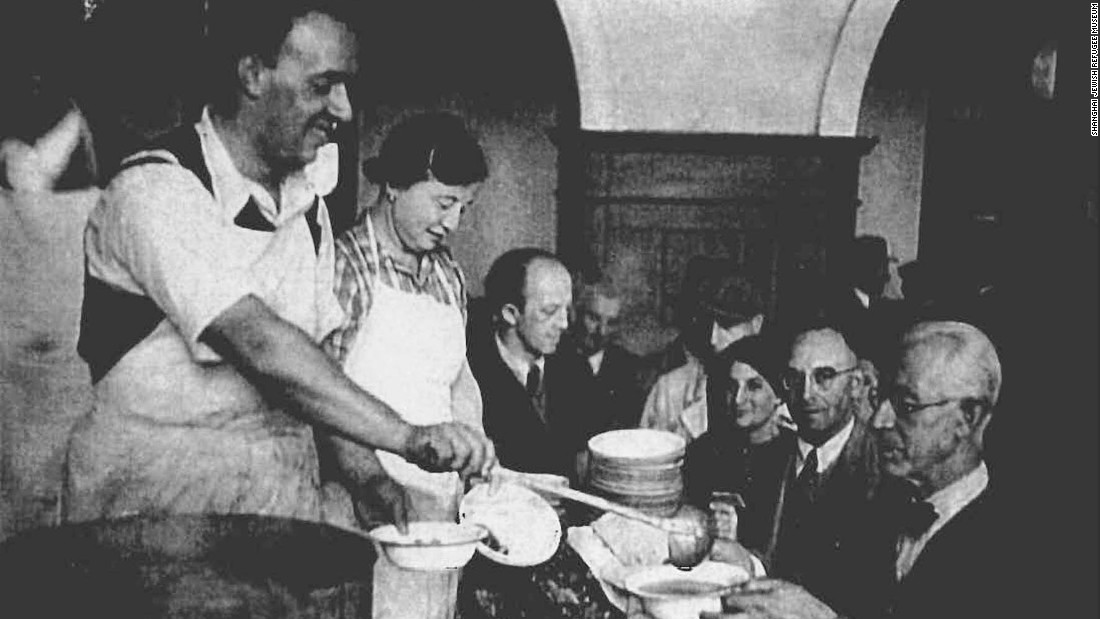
[196,107,334,226]
[854,287,871,309]
[588,349,606,375]
[895,461,990,580]
[495,333,544,386]
[798,417,855,474]
[924,461,989,536]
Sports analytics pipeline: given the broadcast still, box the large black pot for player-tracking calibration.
[0,514,376,618]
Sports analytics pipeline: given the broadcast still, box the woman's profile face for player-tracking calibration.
[390,177,481,254]
[724,361,780,431]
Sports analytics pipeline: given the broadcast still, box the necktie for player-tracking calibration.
[526,364,547,424]
[526,364,542,399]
[900,497,939,538]
[796,448,820,494]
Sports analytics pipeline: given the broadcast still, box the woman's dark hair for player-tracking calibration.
[705,334,783,429]
[363,112,488,190]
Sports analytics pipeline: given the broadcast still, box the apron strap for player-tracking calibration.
[364,215,388,287]
[363,214,402,288]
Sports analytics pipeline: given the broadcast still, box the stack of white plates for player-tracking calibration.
[586,429,687,517]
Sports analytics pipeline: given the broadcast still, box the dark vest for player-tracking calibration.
[77,126,322,383]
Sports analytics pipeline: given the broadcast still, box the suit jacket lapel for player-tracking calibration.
[482,338,547,431]
[829,420,880,503]
[761,443,798,571]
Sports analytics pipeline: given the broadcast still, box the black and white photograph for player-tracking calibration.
[1,0,1095,617]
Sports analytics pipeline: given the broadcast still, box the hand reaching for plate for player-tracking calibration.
[708,538,758,577]
[700,579,838,619]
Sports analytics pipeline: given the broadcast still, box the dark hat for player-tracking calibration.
[710,334,783,394]
[698,272,764,327]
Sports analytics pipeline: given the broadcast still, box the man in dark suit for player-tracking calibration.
[761,327,881,614]
[820,236,904,370]
[566,280,646,433]
[467,248,594,483]
[857,320,1020,619]
[688,325,883,615]
[710,321,1028,619]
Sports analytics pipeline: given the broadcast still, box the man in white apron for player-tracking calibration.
[64,2,494,527]
[322,112,490,619]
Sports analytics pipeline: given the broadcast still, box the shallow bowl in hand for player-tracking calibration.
[367,521,487,571]
[623,561,750,619]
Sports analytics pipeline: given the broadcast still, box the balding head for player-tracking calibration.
[789,328,859,372]
[785,327,869,445]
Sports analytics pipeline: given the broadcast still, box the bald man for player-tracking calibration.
[765,327,881,612]
[689,326,882,617]
[468,248,596,483]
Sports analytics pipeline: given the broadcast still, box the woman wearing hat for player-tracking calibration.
[682,334,795,569]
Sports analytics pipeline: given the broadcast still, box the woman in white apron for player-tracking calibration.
[323,113,490,619]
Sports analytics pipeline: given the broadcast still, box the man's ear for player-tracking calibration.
[500,303,521,328]
[750,314,765,335]
[847,359,878,411]
[960,398,993,441]
[858,359,879,388]
[238,55,269,100]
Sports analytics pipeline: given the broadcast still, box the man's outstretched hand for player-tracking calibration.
[404,422,497,481]
[701,579,839,619]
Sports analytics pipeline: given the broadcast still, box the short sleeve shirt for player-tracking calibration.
[82,109,343,421]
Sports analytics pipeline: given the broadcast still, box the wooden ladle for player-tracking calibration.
[498,471,716,568]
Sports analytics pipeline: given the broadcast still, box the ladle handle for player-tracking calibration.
[518,477,675,533]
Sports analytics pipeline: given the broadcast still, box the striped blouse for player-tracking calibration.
[324,222,467,364]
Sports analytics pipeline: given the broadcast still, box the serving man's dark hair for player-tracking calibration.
[205,0,361,115]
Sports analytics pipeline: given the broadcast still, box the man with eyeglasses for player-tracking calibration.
[856,320,1014,619]
[706,321,1028,619]
[758,326,881,614]
[680,326,881,616]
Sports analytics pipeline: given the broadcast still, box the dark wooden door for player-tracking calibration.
[557,132,875,355]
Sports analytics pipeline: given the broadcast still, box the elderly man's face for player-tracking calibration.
[873,341,974,490]
[576,293,622,356]
[784,329,862,445]
[513,259,572,358]
[256,12,357,173]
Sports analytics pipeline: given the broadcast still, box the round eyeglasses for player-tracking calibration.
[780,366,858,394]
[884,395,965,418]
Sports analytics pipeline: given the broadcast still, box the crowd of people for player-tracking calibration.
[0,0,1069,617]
